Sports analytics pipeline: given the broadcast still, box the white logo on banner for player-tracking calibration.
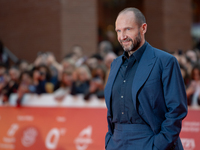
[7,123,19,136]
[74,126,93,150]
[0,124,18,149]
[45,128,60,149]
[182,121,200,132]
[21,127,38,147]
[181,138,195,150]
[45,127,66,149]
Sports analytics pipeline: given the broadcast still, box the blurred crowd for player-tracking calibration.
[0,40,118,106]
[1,39,200,107]
[173,48,200,107]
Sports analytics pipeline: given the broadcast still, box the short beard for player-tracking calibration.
[120,31,142,53]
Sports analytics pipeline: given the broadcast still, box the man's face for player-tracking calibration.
[115,11,144,52]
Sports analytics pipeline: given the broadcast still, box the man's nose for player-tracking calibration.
[120,32,127,40]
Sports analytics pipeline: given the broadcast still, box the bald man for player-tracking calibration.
[104,7,187,150]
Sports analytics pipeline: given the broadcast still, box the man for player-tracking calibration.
[104,7,187,150]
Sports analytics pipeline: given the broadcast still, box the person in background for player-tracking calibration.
[46,52,61,87]
[99,41,113,58]
[86,55,100,72]
[104,52,117,85]
[84,65,106,100]
[0,63,7,84]
[17,59,30,72]
[184,50,198,76]
[71,45,87,67]
[31,64,53,94]
[54,69,74,101]
[0,63,9,104]
[86,53,104,74]
[61,58,75,72]
[186,65,200,106]
[16,71,33,106]
[106,30,124,56]
[180,64,190,87]
[34,52,59,87]
[0,40,10,67]
[71,65,91,96]
[2,66,20,103]
[185,50,198,66]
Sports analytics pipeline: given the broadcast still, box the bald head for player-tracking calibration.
[115,7,147,55]
[118,7,146,27]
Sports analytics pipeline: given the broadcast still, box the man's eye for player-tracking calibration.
[116,30,121,33]
[126,28,130,30]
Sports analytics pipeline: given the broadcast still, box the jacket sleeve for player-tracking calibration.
[153,56,188,150]
[105,111,113,148]
[105,60,116,148]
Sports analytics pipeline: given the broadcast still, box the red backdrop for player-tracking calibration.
[0,107,107,150]
[0,107,199,150]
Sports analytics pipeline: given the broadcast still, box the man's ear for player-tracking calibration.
[141,23,147,34]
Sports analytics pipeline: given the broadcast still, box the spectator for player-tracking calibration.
[34,52,48,67]
[84,65,106,100]
[71,45,87,67]
[0,74,10,104]
[104,52,117,85]
[0,63,9,104]
[45,52,61,86]
[180,64,190,87]
[185,50,198,75]
[186,65,200,106]
[0,63,7,84]
[17,59,30,72]
[31,64,53,94]
[54,69,74,101]
[86,56,99,72]
[86,53,104,73]
[16,71,33,106]
[61,58,75,71]
[2,66,20,103]
[99,41,113,58]
[71,65,91,96]
[0,41,10,67]
[106,30,123,55]
[186,50,198,65]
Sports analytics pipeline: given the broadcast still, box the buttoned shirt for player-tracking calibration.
[111,41,147,124]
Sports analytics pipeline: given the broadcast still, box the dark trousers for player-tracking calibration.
[106,123,157,150]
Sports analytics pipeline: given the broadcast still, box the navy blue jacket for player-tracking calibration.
[104,43,188,150]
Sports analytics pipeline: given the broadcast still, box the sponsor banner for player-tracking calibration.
[180,108,200,150]
[0,107,107,150]
[0,105,200,150]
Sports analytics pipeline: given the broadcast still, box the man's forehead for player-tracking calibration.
[115,11,136,28]
[117,11,135,20]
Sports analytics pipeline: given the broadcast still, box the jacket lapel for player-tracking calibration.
[105,56,123,113]
[132,43,157,110]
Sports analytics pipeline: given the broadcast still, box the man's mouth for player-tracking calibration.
[122,40,131,46]
[123,41,130,44]
[121,38,132,45]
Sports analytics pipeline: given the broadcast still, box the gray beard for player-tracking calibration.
[120,32,141,52]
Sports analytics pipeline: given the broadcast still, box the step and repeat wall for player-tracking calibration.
[0,94,199,150]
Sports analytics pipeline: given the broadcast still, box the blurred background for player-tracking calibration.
[0,0,200,150]
[0,0,200,106]
[0,0,199,62]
